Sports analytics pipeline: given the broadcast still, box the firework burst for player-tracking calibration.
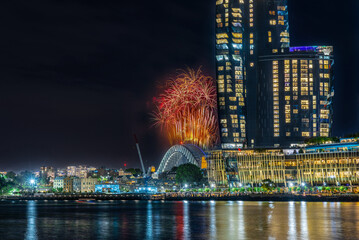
[152,67,219,149]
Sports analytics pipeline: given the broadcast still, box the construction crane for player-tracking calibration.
[133,134,146,177]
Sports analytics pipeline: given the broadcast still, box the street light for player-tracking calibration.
[301,182,305,187]
[29,179,36,195]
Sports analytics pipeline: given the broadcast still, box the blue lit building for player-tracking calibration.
[95,184,121,194]
[215,0,334,148]
[306,142,359,153]
[135,186,158,194]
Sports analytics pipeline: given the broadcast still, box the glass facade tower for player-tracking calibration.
[216,0,247,150]
[215,0,334,148]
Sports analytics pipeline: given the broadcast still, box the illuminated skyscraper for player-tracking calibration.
[215,0,334,148]
[216,0,247,150]
[258,47,334,147]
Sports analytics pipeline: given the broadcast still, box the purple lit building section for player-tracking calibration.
[290,46,332,53]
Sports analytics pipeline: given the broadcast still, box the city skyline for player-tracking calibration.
[0,0,358,171]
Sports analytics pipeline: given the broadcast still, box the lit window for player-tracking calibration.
[302,132,310,137]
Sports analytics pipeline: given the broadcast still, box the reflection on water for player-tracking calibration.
[0,200,358,239]
[288,202,296,239]
[26,201,37,240]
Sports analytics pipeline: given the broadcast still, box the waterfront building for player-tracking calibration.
[53,177,65,190]
[73,177,81,193]
[80,177,98,193]
[63,177,74,192]
[206,142,359,187]
[95,184,120,194]
[215,0,334,148]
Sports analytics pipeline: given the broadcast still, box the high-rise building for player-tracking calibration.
[258,47,334,147]
[215,0,334,148]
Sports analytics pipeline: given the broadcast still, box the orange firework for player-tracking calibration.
[153,67,219,149]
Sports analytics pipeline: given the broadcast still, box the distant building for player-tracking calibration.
[86,167,97,176]
[53,177,65,190]
[73,177,81,193]
[95,184,120,194]
[67,166,76,177]
[96,167,118,178]
[63,177,74,192]
[76,165,93,178]
[40,166,56,182]
[118,168,132,177]
[81,177,98,193]
[56,169,67,177]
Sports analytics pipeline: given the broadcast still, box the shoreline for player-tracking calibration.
[2,193,359,202]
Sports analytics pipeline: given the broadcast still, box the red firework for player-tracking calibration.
[152,67,219,149]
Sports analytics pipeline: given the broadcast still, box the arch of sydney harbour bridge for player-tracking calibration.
[156,144,206,174]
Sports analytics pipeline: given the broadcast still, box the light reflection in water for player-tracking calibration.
[330,202,341,238]
[97,206,110,239]
[300,202,309,239]
[183,200,190,240]
[267,202,274,224]
[209,201,216,240]
[237,201,246,240]
[228,201,234,236]
[288,201,297,239]
[146,201,153,240]
[25,201,37,240]
[11,200,359,240]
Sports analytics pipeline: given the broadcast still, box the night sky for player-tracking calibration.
[0,0,358,171]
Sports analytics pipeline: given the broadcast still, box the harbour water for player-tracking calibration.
[0,200,358,240]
